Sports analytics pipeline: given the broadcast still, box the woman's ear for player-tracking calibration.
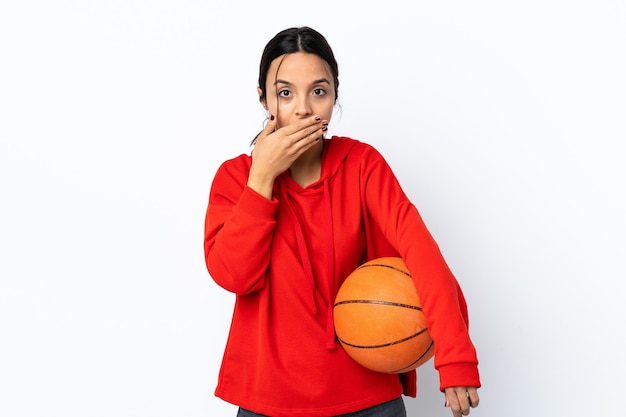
[257,87,267,110]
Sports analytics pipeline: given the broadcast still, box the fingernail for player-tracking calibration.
[314,116,321,121]
[322,121,328,126]
[322,126,328,132]
[270,114,275,121]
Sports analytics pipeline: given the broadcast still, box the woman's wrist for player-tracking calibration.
[247,168,275,200]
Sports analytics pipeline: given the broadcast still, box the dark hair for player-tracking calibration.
[258,26,339,106]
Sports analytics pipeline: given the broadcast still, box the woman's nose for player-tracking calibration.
[294,95,312,117]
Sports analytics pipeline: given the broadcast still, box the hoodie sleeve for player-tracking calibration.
[360,147,481,391]
[204,156,278,294]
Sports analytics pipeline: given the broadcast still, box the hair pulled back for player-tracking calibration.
[257,26,339,104]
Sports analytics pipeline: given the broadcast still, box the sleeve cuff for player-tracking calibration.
[237,186,279,219]
[438,363,481,392]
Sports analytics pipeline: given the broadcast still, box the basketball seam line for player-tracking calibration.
[358,263,412,278]
[336,327,430,349]
[333,299,422,310]
[387,341,435,373]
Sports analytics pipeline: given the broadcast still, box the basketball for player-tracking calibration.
[333,257,434,374]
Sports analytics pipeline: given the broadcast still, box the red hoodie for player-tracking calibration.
[204,137,480,416]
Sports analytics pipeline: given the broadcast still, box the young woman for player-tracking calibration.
[204,26,481,417]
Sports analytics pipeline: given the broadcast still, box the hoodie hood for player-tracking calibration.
[274,137,358,350]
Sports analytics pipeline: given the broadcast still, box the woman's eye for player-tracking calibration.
[278,90,291,97]
[313,88,326,96]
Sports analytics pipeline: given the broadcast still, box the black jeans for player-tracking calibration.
[236,397,406,417]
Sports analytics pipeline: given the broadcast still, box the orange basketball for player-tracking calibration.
[333,257,434,373]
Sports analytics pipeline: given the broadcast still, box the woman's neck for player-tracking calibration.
[289,140,323,188]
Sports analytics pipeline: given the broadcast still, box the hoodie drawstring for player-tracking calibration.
[323,178,337,350]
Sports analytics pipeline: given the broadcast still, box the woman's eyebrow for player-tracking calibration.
[274,79,292,86]
[274,78,331,86]
[312,78,331,85]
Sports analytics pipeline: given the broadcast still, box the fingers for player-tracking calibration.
[444,387,479,416]
[259,115,326,162]
[259,114,278,138]
[258,115,325,146]
[467,387,480,408]
[250,114,325,177]
[275,115,326,156]
[284,115,326,143]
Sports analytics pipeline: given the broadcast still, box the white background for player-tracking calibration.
[1,1,624,416]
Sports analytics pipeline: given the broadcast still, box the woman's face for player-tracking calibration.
[259,52,335,129]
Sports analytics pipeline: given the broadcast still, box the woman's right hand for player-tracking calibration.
[247,114,326,198]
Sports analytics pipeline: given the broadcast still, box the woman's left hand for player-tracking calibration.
[444,386,479,416]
